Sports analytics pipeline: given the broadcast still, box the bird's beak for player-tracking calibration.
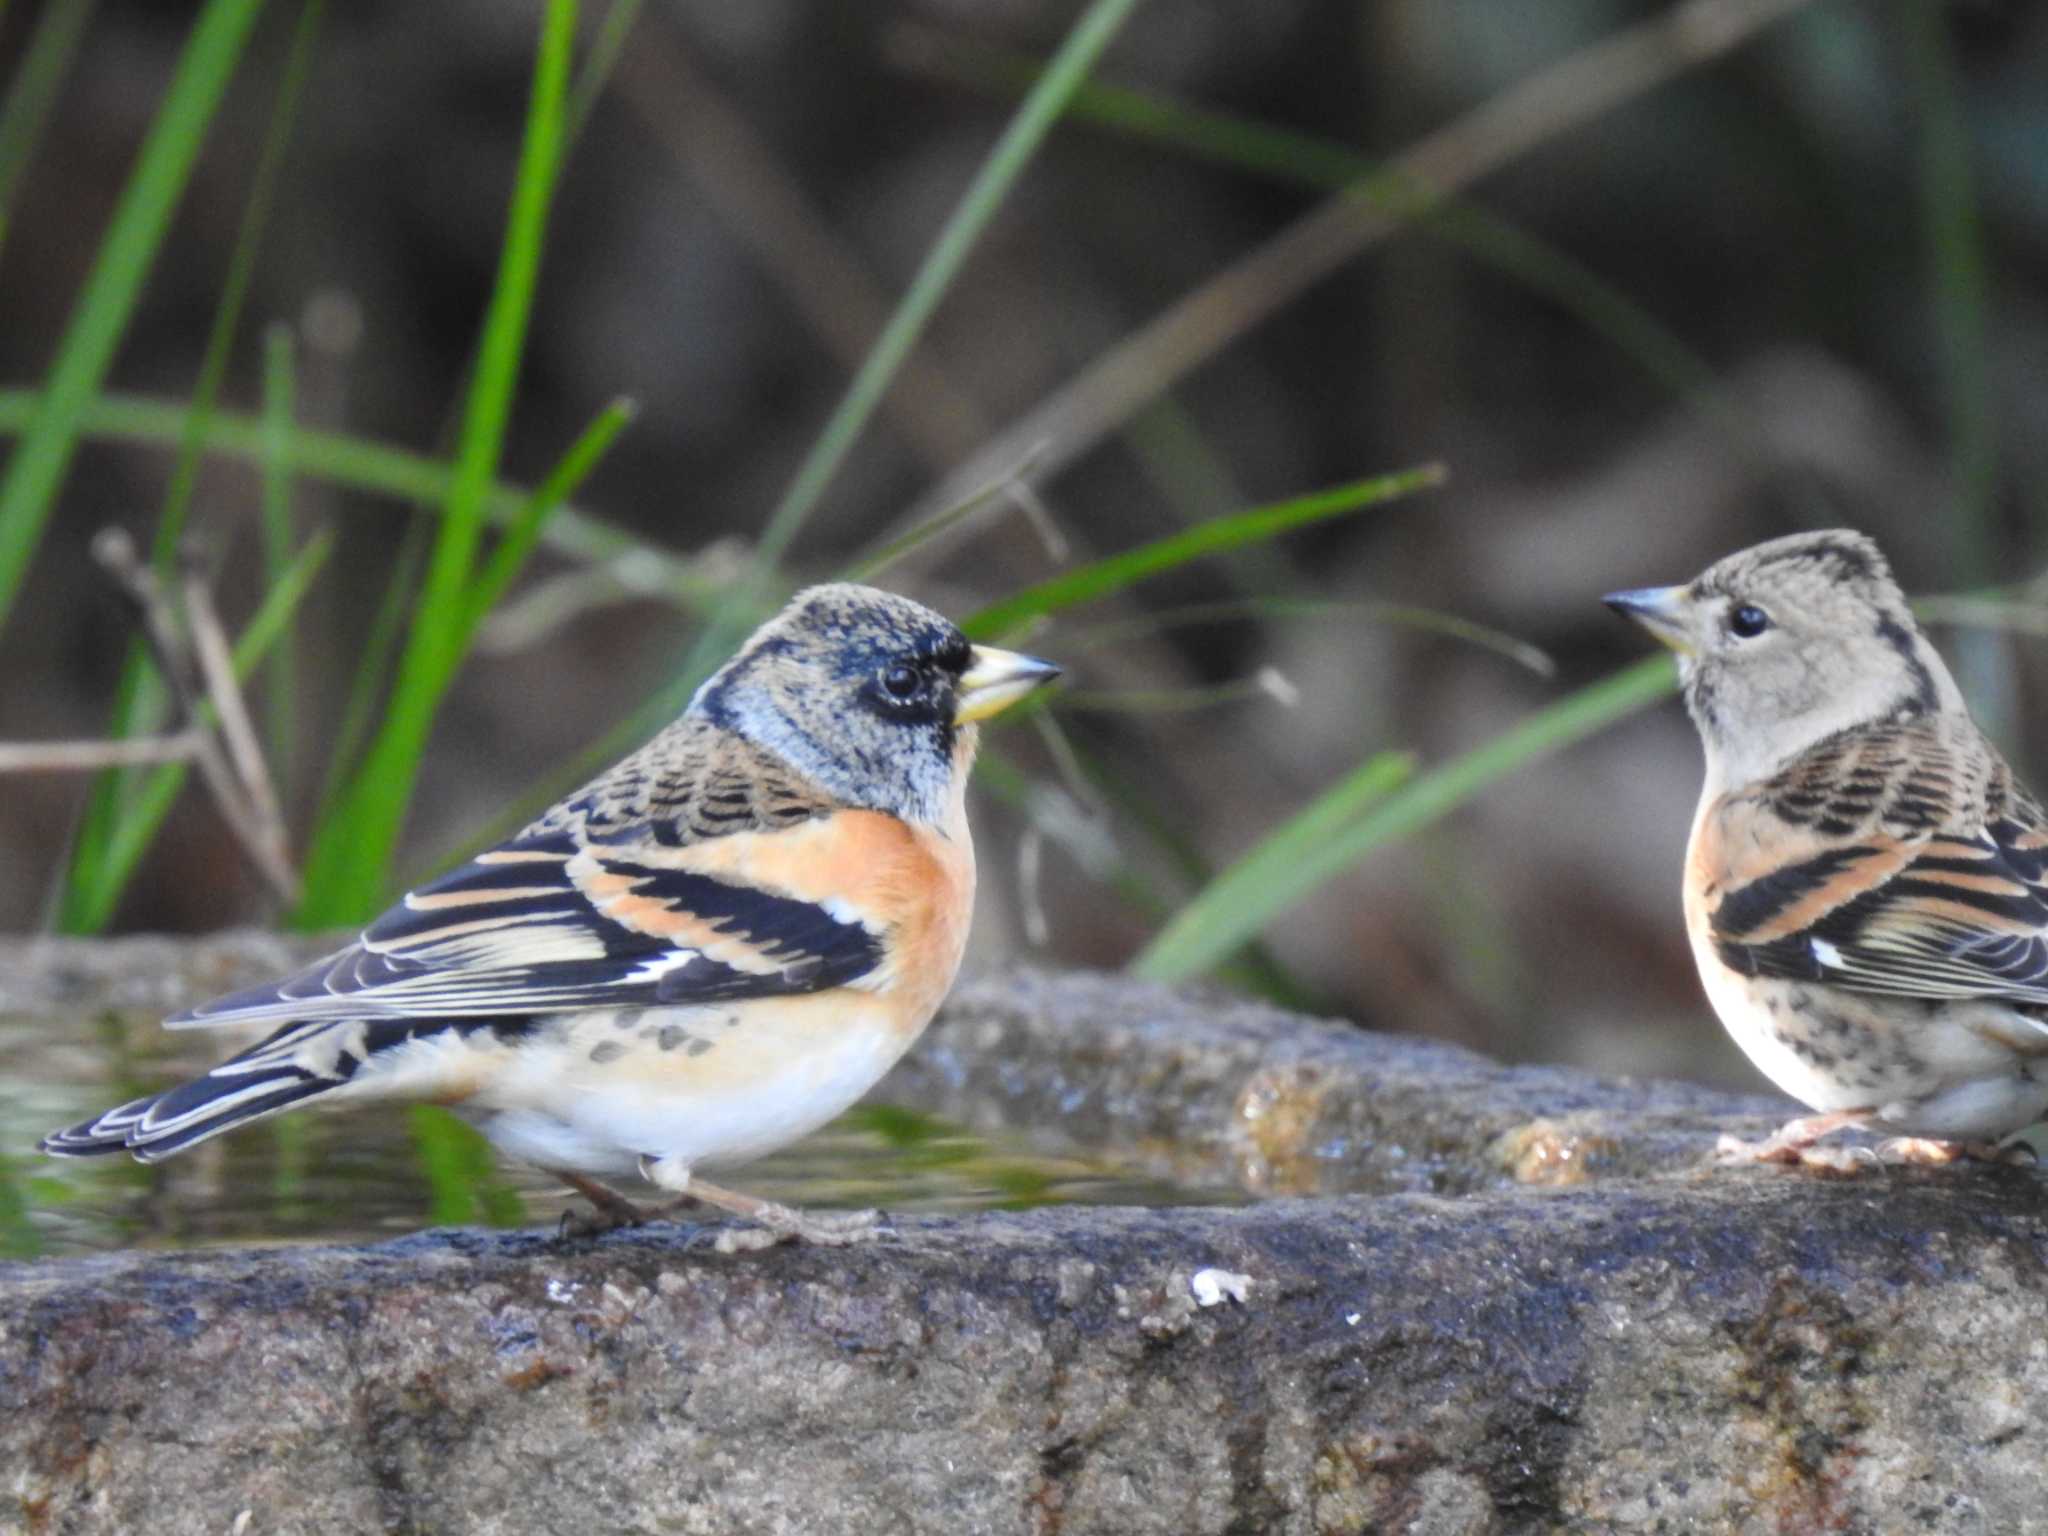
[954,645,1062,724]
[1603,585,1696,656]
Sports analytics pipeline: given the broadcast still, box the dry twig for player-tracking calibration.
[178,546,293,889]
[0,530,301,905]
[0,734,201,772]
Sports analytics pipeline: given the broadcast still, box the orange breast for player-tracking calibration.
[629,808,976,1035]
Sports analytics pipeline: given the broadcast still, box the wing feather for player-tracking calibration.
[1701,717,2048,1005]
[171,826,886,1028]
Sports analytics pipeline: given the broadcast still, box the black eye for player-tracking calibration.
[1727,604,1772,639]
[880,663,922,699]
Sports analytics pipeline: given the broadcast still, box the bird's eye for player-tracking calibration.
[880,662,923,699]
[1727,604,1772,639]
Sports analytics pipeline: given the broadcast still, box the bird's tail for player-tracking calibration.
[40,1018,370,1163]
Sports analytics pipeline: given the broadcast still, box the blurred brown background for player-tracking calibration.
[3,0,2045,1097]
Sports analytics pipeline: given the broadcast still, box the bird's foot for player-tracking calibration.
[630,1155,889,1248]
[635,1156,889,1249]
[552,1172,653,1238]
[711,1205,885,1254]
[1714,1109,1874,1170]
[1714,1132,1803,1165]
[1875,1136,2037,1167]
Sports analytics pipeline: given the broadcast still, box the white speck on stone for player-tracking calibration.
[547,1277,580,1304]
[1190,1267,1250,1307]
[1345,1312,1362,1327]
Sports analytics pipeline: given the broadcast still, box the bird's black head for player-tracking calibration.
[690,583,1059,823]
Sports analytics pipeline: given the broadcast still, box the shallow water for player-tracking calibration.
[1,1008,1243,1259]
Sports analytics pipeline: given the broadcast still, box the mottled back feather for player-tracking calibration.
[1699,713,2048,1004]
[525,718,840,846]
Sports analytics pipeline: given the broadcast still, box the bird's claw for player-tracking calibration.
[1874,1136,2037,1167]
[555,1203,645,1241]
[1714,1132,1874,1174]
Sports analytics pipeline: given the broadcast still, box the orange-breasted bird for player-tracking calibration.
[43,583,1061,1242]
[1609,530,2048,1167]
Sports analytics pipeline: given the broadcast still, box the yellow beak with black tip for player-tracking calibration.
[953,645,1062,724]
[1603,585,1696,656]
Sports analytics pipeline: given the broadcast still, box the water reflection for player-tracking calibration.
[2,1009,1239,1258]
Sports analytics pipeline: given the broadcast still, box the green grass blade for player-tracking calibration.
[64,527,335,933]
[376,393,639,863]
[260,322,299,790]
[315,520,427,835]
[405,0,575,667]
[1900,1,2004,733]
[1134,750,1415,983]
[0,0,267,633]
[325,386,630,911]
[408,1106,526,1228]
[565,0,646,144]
[684,0,1145,676]
[462,395,638,631]
[0,1154,42,1260]
[318,392,628,907]
[230,527,334,668]
[0,388,711,596]
[267,1113,310,1223]
[154,0,323,572]
[0,0,101,265]
[0,1155,43,1261]
[296,0,577,928]
[1901,1,1995,586]
[62,0,323,932]
[1134,654,1678,982]
[962,463,1444,641]
[839,466,1031,584]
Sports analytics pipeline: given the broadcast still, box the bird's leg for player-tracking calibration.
[1715,1109,1873,1168]
[637,1154,883,1251]
[554,1172,654,1237]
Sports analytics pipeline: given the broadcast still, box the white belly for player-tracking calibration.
[1686,934,1862,1111]
[1688,920,2048,1137]
[462,994,924,1179]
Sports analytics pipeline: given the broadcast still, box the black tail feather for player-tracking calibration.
[40,1065,336,1162]
[38,1014,367,1161]
[39,1012,533,1163]
[38,1092,161,1157]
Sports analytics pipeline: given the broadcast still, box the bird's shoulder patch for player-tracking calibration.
[1747,716,1982,842]
[1696,737,2048,1003]
[525,721,840,848]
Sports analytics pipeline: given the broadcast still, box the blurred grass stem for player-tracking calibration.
[895,0,1820,545]
[0,0,266,634]
[683,0,1143,681]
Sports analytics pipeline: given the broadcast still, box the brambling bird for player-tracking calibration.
[1608,530,2048,1167]
[42,583,1060,1243]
